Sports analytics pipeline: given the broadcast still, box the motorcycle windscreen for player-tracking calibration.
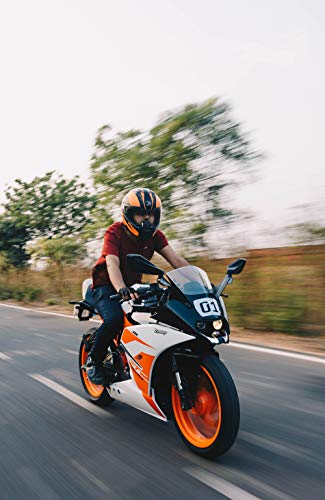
[166,266,212,296]
[166,266,222,318]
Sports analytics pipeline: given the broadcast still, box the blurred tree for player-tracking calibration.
[0,217,30,267]
[29,236,84,292]
[90,97,259,250]
[288,222,325,245]
[2,171,97,241]
[29,237,84,267]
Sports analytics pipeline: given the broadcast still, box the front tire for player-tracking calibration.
[79,334,114,406]
[171,354,239,458]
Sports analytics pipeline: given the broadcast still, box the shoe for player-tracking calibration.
[86,357,107,385]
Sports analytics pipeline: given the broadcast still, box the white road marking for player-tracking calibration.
[28,374,110,416]
[240,371,273,380]
[63,349,78,355]
[184,467,260,499]
[0,302,79,319]
[0,352,12,361]
[1,302,324,363]
[243,379,279,389]
[71,460,111,493]
[176,449,291,500]
[230,341,325,364]
[12,350,43,357]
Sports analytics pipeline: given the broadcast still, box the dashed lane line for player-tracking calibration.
[63,349,79,355]
[0,352,12,361]
[184,466,260,500]
[28,374,110,417]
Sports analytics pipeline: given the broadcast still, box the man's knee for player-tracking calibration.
[102,309,124,331]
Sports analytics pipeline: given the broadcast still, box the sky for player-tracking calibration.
[0,0,324,249]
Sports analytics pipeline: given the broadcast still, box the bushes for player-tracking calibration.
[0,284,43,302]
[195,246,325,336]
[0,245,324,335]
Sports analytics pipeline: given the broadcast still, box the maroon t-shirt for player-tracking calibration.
[92,222,169,288]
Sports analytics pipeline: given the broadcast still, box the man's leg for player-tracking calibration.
[88,285,124,384]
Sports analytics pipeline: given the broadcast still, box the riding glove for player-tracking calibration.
[118,287,135,300]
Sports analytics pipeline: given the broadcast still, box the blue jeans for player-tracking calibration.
[90,285,124,363]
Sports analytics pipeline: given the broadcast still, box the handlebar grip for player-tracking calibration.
[110,293,121,301]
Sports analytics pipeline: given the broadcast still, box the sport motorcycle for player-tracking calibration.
[70,254,246,458]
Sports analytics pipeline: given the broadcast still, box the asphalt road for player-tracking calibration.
[0,303,324,500]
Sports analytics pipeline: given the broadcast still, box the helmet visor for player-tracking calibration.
[130,208,158,217]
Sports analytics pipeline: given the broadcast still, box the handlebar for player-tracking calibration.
[109,284,161,303]
[110,293,121,301]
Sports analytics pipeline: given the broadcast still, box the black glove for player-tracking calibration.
[118,287,135,300]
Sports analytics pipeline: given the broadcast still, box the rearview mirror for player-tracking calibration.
[227,258,246,276]
[127,254,165,277]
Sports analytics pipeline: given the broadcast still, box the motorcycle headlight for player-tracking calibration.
[213,319,223,331]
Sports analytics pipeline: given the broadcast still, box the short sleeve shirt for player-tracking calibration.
[92,222,169,288]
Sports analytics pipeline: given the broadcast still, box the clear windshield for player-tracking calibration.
[166,266,212,296]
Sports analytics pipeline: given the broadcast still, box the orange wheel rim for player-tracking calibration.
[80,344,105,398]
[172,366,221,448]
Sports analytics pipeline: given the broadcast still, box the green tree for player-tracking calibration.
[90,97,259,250]
[3,171,97,240]
[0,217,30,267]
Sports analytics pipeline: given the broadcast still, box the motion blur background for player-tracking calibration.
[0,0,324,340]
[0,3,324,499]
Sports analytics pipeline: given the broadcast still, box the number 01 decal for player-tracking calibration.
[193,298,220,317]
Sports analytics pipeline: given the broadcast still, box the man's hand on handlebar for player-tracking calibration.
[118,287,139,301]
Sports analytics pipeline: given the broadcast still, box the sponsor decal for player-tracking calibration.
[154,328,167,335]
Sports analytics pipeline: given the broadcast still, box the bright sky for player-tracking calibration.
[1,0,324,248]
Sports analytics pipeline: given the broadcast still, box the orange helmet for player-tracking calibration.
[122,188,162,240]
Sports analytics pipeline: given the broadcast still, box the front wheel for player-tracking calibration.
[79,333,114,406]
[171,354,239,458]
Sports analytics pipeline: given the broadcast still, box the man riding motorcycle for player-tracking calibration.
[88,187,189,384]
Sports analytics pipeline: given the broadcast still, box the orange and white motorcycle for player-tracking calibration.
[71,254,246,458]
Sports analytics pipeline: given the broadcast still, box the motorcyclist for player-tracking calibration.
[88,187,189,384]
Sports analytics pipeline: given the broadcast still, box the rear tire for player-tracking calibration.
[171,354,239,458]
[79,334,114,406]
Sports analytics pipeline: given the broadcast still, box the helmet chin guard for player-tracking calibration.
[138,220,157,240]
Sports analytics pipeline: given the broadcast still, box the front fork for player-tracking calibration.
[171,355,194,411]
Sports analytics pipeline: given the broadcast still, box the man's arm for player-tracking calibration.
[159,245,189,269]
[105,255,138,299]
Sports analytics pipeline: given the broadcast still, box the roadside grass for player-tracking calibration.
[1,244,324,337]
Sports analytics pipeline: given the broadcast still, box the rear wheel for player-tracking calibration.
[171,354,239,458]
[79,334,114,406]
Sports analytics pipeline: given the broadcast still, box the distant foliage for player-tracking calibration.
[29,237,84,267]
[91,97,260,250]
[1,171,96,267]
[288,222,325,245]
[3,171,97,240]
[0,218,30,267]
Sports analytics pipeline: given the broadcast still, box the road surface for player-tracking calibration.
[0,304,324,499]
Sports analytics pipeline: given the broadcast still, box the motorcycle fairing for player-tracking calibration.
[107,324,195,420]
